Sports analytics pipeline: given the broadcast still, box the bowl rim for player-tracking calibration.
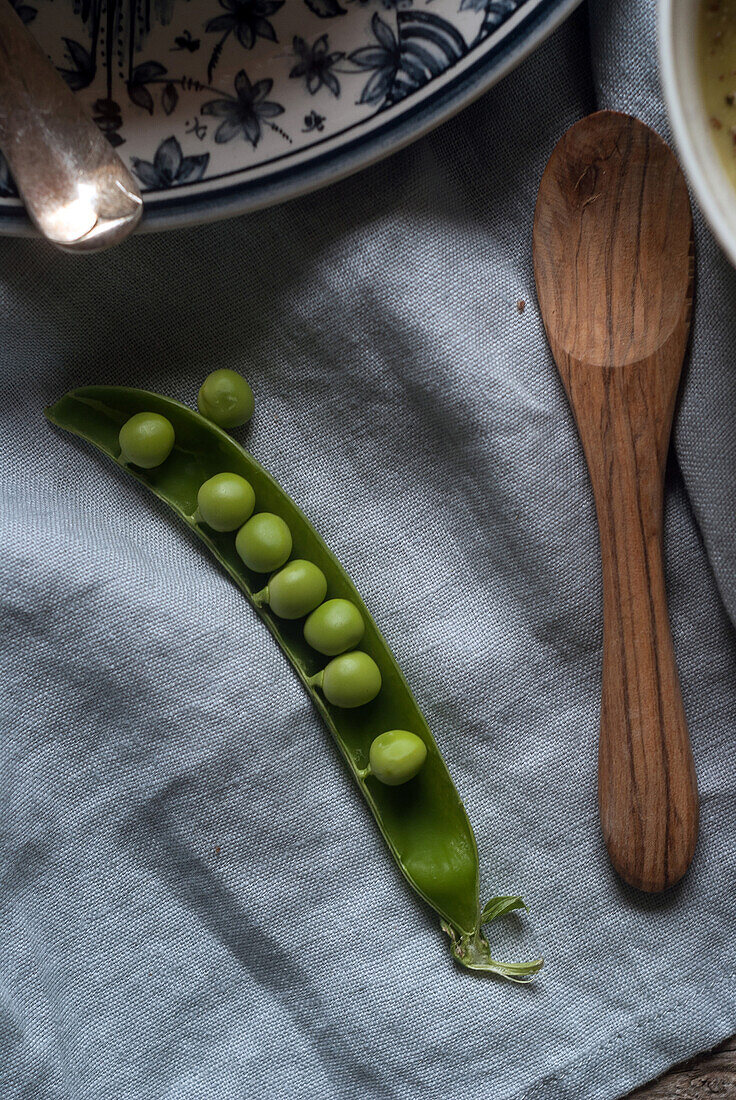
[659,0,736,268]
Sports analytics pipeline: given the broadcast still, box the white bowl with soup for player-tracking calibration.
[660,0,736,266]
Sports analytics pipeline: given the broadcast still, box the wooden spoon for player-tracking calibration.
[533,110,698,892]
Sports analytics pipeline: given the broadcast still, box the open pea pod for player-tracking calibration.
[45,387,541,981]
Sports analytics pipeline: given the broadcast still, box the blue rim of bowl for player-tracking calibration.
[2,0,582,234]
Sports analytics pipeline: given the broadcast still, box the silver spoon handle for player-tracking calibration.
[0,0,142,250]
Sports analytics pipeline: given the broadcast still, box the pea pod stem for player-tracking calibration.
[306,670,324,690]
[253,585,269,608]
[442,921,543,983]
[441,894,543,981]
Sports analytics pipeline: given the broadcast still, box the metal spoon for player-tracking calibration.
[0,0,142,251]
[533,111,698,892]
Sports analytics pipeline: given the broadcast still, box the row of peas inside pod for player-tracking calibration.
[117,369,428,788]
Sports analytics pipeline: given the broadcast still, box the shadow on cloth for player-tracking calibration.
[120,778,400,1095]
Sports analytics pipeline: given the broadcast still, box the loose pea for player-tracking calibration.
[198,369,254,429]
[260,560,327,620]
[118,412,175,469]
[369,730,427,786]
[317,651,382,708]
[196,472,255,532]
[304,599,365,656]
[236,512,292,573]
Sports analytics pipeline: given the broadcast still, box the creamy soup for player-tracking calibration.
[699,1,736,186]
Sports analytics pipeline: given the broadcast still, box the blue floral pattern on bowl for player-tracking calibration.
[0,0,580,228]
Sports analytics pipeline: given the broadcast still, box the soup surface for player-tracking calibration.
[699,0,736,187]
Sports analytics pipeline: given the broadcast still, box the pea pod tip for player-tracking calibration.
[442,922,544,983]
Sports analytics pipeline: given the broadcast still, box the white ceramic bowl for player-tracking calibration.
[0,0,583,235]
[659,0,736,266]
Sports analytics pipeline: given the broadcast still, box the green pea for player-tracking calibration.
[118,412,175,469]
[316,651,382,709]
[369,730,427,786]
[304,599,365,656]
[196,472,255,532]
[260,560,327,620]
[235,512,292,573]
[198,369,254,429]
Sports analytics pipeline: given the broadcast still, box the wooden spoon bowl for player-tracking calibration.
[533,110,698,893]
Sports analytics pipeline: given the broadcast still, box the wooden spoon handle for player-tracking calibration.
[566,354,698,892]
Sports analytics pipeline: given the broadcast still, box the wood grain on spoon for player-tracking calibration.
[533,110,698,892]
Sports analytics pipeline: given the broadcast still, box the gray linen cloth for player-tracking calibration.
[2,2,735,1098]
